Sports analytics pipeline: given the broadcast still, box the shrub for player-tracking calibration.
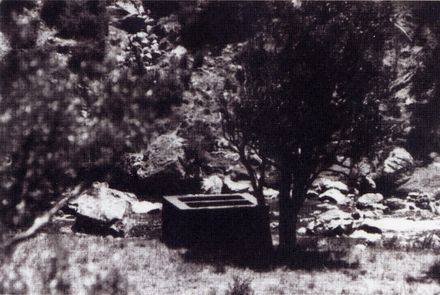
[426,260,440,282]
[225,276,254,295]
[87,268,128,295]
[0,0,39,49]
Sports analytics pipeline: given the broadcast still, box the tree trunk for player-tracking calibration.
[278,165,294,261]
[278,165,307,263]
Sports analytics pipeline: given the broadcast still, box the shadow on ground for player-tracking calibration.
[181,243,358,272]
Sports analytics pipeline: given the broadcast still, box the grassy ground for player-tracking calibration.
[2,231,440,295]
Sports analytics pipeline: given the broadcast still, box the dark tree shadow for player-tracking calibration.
[180,242,359,272]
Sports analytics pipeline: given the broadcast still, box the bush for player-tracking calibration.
[0,0,39,49]
[225,276,254,295]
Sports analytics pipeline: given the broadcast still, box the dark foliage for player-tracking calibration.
[0,0,39,48]
[143,0,180,17]
[0,42,188,227]
[220,1,392,254]
[179,1,267,50]
[407,3,440,158]
[41,0,108,40]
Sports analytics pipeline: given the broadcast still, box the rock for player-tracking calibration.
[414,193,433,210]
[136,31,148,40]
[326,219,353,236]
[122,152,146,177]
[68,182,130,223]
[318,189,350,204]
[381,147,414,186]
[314,178,349,194]
[154,14,181,41]
[384,198,407,210]
[316,203,338,211]
[263,187,279,199]
[114,0,145,15]
[166,45,188,68]
[201,175,223,194]
[349,230,382,243]
[228,164,249,181]
[309,208,355,235]
[358,220,383,234]
[306,189,319,199]
[68,182,161,236]
[136,132,188,191]
[356,193,384,210]
[130,201,162,214]
[223,176,251,193]
[297,227,307,235]
[319,208,352,222]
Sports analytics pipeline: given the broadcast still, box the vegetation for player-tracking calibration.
[219,2,392,257]
[3,1,440,293]
[1,233,440,294]
[0,1,189,228]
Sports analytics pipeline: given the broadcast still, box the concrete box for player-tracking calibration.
[162,194,271,252]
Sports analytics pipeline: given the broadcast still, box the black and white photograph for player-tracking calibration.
[1,0,440,294]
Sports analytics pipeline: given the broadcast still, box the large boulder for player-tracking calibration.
[136,132,197,195]
[68,182,161,236]
[121,132,201,196]
[380,147,414,187]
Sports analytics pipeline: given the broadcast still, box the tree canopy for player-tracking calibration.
[220,1,393,256]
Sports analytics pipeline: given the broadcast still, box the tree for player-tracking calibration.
[0,1,189,231]
[219,2,392,259]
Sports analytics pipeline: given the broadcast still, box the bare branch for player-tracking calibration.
[3,184,87,255]
[394,23,413,42]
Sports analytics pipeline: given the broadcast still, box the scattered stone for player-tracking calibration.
[223,176,252,193]
[414,193,433,210]
[384,198,407,210]
[326,219,353,235]
[361,210,382,219]
[319,208,353,222]
[315,178,349,194]
[263,187,279,199]
[316,203,338,211]
[407,192,420,200]
[131,201,162,214]
[319,189,350,204]
[358,220,383,234]
[357,193,384,210]
[351,211,362,220]
[349,230,382,243]
[297,227,307,235]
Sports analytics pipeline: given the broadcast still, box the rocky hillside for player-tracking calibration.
[2,0,440,228]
